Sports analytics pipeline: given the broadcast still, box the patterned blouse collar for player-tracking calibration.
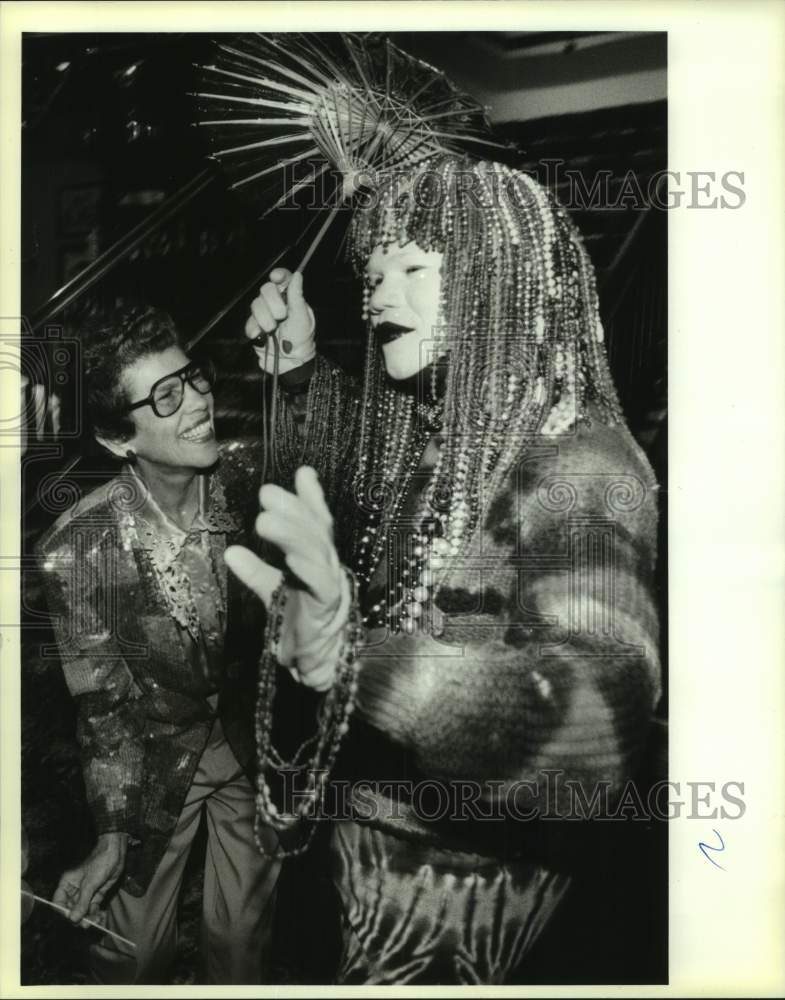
[120,463,240,569]
[116,463,240,638]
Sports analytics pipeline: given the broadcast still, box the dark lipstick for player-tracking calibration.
[374,321,415,345]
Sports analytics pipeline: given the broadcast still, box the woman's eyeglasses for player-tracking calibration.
[126,360,216,419]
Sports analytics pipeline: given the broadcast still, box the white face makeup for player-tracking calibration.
[116,345,218,471]
[365,241,445,381]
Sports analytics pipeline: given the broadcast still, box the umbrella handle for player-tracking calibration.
[250,196,344,349]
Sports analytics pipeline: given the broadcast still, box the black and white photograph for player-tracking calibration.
[1,3,783,995]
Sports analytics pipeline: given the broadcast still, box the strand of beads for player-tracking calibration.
[355,394,442,630]
[355,398,414,587]
[253,583,286,849]
[397,528,448,634]
[355,391,431,591]
[253,568,364,859]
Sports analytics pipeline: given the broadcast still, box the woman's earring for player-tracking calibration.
[125,449,137,464]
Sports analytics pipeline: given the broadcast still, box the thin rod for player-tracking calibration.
[21,890,137,950]
[31,169,215,330]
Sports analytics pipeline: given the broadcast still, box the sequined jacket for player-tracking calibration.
[36,441,265,895]
[277,360,662,861]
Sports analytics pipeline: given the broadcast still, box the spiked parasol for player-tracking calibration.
[192,32,508,268]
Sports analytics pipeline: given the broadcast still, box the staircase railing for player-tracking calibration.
[29,168,216,331]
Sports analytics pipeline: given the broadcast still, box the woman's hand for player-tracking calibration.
[225,466,346,691]
[52,833,128,928]
[244,268,316,374]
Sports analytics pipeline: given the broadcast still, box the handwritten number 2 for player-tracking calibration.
[698,828,726,870]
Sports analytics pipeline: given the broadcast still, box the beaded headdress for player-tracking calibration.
[347,153,625,592]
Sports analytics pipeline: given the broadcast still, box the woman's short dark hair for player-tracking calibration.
[82,305,181,442]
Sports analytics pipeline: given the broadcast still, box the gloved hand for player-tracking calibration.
[225,466,348,692]
[244,268,316,375]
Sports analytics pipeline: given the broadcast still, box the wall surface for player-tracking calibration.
[397,31,667,122]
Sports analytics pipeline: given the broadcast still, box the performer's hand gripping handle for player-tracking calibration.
[244,268,316,374]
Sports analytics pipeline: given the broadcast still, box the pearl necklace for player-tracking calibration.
[351,387,447,627]
[353,395,487,636]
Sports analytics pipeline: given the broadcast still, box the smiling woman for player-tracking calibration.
[33,303,282,985]
[100,346,218,478]
[80,311,220,527]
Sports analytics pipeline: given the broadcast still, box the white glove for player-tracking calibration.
[225,466,347,692]
[244,268,316,375]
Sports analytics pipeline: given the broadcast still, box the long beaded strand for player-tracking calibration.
[253,568,363,858]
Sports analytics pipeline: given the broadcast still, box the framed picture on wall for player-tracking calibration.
[57,183,101,237]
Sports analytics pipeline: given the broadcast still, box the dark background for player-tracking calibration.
[20,31,667,985]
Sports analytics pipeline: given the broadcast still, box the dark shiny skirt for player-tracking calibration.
[330,820,570,985]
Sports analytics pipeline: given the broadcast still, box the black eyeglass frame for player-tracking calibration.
[125,359,216,418]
